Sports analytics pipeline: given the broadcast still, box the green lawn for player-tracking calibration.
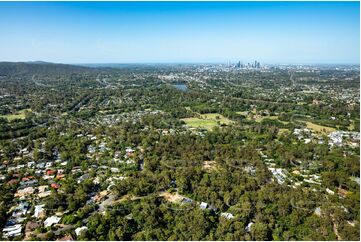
[181,113,233,130]
[254,115,279,122]
[247,115,289,124]
[0,109,31,121]
[236,111,249,116]
[181,118,218,129]
[200,113,233,125]
[348,120,355,131]
[278,128,290,135]
[305,121,336,134]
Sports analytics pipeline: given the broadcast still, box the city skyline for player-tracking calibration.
[0,1,359,64]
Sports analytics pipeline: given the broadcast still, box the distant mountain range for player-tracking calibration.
[0,61,96,76]
[0,61,197,77]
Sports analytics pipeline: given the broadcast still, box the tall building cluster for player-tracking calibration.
[234,60,261,69]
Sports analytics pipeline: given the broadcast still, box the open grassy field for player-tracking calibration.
[200,113,233,124]
[181,113,233,130]
[254,115,278,122]
[0,109,31,121]
[348,120,355,131]
[181,117,219,129]
[305,121,336,134]
[236,111,249,116]
[252,115,289,124]
[278,128,290,135]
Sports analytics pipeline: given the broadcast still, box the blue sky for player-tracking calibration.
[0,1,359,64]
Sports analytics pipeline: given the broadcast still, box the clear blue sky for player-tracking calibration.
[0,1,359,64]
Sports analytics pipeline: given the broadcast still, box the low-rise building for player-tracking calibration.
[75,226,88,237]
[14,187,35,198]
[220,212,234,219]
[44,216,61,227]
[34,204,46,219]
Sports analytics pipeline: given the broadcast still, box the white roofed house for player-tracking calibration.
[9,201,29,224]
[2,224,22,238]
[126,159,135,165]
[35,170,43,176]
[268,167,288,184]
[293,129,301,135]
[110,167,119,173]
[20,147,28,154]
[328,131,343,147]
[220,212,234,220]
[75,226,88,237]
[93,177,101,184]
[34,204,46,219]
[114,151,121,159]
[14,187,35,198]
[326,188,335,195]
[199,202,208,210]
[245,222,254,232]
[36,162,45,169]
[13,201,29,215]
[44,216,61,227]
[89,135,97,141]
[16,164,25,170]
[42,174,54,180]
[87,145,96,154]
[27,161,35,168]
[125,147,135,153]
[37,185,51,198]
[304,138,311,144]
[125,147,135,158]
[315,207,322,216]
[99,142,108,152]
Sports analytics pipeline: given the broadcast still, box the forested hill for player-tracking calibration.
[0,61,96,77]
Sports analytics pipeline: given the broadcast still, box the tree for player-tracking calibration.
[250,222,270,240]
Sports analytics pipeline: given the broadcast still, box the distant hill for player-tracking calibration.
[0,61,96,77]
[26,61,55,64]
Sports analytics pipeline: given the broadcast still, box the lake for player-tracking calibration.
[173,84,188,92]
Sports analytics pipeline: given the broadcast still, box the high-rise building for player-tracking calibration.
[233,60,260,69]
[254,60,261,69]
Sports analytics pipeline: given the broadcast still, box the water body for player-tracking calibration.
[173,83,188,92]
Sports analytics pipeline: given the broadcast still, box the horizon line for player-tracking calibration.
[1,60,360,66]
